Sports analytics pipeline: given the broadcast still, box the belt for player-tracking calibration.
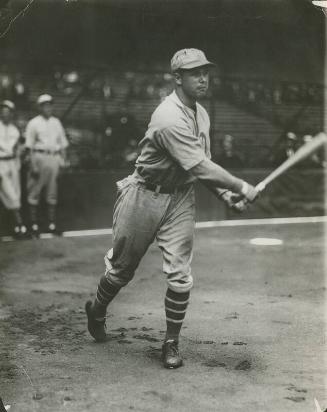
[141,182,190,194]
[0,155,14,161]
[34,149,59,155]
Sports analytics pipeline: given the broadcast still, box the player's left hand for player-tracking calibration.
[220,190,248,213]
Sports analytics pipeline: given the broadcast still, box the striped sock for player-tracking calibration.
[165,288,190,342]
[93,274,121,319]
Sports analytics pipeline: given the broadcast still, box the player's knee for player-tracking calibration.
[104,269,134,288]
[104,249,136,287]
[167,273,193,293]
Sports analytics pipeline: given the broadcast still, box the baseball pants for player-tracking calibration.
[0,159,21,210]
[104,176,196,293]
[27,152,61,206]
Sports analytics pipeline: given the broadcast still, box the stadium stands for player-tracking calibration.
[1,68,324,169]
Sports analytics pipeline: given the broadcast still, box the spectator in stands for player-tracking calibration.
[103,76,114,100]
[122,138,139,167]
[62,70,80,95]
[270,131,298,166]
[102,103,139,168]
[216,134,244,169]
[272,85,282,104]
[12,74,29,109]
[300,134,325,168]
[0,68,12,100]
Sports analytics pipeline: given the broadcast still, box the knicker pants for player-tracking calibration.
[104,176,195,293]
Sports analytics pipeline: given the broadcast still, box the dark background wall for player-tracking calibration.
[0,0,324,82]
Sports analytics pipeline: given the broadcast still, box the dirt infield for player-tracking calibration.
[0,222,326,412]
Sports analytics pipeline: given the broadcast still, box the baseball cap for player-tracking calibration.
[286,132,297,141]
[171,48,215,72]
[37,94,53,105]
[1,100,15,110]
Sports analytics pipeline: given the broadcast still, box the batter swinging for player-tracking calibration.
[86,49,258,369]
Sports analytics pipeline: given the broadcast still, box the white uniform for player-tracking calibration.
[25,115,68,205]
[0,120,21,210]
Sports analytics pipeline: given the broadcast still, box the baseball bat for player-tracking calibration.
[255,132,327,193]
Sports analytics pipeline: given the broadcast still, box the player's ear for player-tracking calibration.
[173,71,182,86]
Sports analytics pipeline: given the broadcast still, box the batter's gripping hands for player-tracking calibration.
[240,181,258,202]
[220,190,247,213]
[228,181,259,211]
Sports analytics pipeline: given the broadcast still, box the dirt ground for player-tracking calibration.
[0,222,326,412]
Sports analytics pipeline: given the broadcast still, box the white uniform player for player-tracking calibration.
[0,100,27,238]
[85,49,258,369]
[25,94,69,236]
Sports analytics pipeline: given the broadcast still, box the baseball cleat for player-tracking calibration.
[13,225,28,240]
[85,300,107,342]
[47,222,62,236]
[162,339,183,369]
[30,224,40,239]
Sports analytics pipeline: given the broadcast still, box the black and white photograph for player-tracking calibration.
[0,0,326,411]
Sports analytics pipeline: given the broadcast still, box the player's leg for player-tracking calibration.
[0,161,26,238]
[11,161,27,238]
[156,186,195,368]
[86,179,170,341]
[44,154,60,234]
[27,153,46,237]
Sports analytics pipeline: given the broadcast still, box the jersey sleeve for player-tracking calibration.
[57,120,69,149]
[25,120,36,149]
[156,123,207,171]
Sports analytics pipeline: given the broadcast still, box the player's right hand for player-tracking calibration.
[240,181,258,202]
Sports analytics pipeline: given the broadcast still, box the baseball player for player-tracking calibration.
[25,94,68,237]
[0,100,27,238]
[85,49,258,369]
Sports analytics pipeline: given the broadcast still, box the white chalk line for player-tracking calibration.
[1,215,326,243]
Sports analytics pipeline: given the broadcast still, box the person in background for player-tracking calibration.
[270,131,298,167]
[0,100,27,238]
[216,134,244,169]
[102,103,139,168]
[300,134,326,169]
[25,94,69,237]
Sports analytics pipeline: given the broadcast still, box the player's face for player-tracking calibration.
[178,67,209,100]
[0,107,12,123]
[40,103,53,118]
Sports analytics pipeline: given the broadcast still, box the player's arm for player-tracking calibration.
[57,119,69,160]
[25,122,39,175]
[53,119,69,168]
[157,124,258,201]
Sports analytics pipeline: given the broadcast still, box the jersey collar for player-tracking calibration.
[169,90,199,116]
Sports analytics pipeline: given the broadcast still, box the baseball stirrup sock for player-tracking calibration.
[94,275,121,318]
[47,204,56,225]
[12,209,23,226]
[165,288,190,342]
[29,205,38,225]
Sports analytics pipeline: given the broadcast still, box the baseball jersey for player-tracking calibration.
[135,91,211,186]
[25,115,69,151]
[0,120,20,158]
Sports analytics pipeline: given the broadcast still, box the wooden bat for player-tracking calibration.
[255,132,327,193]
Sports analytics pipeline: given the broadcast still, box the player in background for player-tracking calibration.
[25,94,69,237]
[85,49,258,369]
[0,100,27,238]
